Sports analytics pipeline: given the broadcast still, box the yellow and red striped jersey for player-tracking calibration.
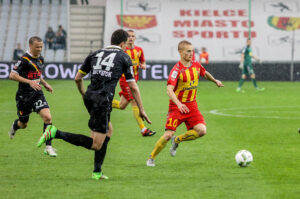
[167,61,206,105]
[120,45,145,82]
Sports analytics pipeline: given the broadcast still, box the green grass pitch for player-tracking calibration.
[1,80,300,199]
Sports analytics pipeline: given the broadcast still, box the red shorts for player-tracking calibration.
[119,75,139,101]
[119,80,133,101]
[165,102,206,131]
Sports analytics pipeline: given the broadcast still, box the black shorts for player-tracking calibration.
[16,92,49,123]
[83,91,111,133]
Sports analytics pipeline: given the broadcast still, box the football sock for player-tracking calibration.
[55,130,93,150]
[150,136,167,159]
[175,130,200,144]
[13,119,20,130]
[112,99,120,109]
[251,78,258,88]
[94,136,110,172]
[132,106,145,130]
[238,78,244,88]
[44,123,52,146]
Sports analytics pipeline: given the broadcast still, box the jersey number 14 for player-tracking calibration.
[93,52,116,71]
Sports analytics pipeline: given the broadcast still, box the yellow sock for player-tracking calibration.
[175,130,200,144]
[112,99,120,109]
[150,136,168,159]
[132,106,145,130]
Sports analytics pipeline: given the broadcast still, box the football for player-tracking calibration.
[235,150,253,167]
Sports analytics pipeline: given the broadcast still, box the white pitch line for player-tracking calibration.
[209,106,300,120]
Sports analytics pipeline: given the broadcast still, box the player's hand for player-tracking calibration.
[215,80,224,87]
[140,63,146,70]
[178,103,190,114]
[238,62,243,69]
[44,84,53,93]
[139,110,152,124]
[29,80,42,91]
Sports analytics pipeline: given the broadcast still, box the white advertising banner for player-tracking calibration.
[104,0,300,61]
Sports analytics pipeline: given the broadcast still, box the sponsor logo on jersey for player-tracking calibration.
[183,86,197,90]
[93,69,112,77]
[171,70,178,78]
[116,15,157,29]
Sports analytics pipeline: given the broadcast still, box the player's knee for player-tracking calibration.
[198,129,206,137]
[163,131,174,141]
[43,115,52,124]
[19,122,27,129]
[119,104,127,110]
[92,142,102,151]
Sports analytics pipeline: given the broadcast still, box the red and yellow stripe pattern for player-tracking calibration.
[174,66,199,103]
[126,48,141,77]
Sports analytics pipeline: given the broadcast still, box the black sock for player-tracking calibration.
[13,119,20,130]
[44,123,52,145]
[93,136,110,173]
[55,130,93,150]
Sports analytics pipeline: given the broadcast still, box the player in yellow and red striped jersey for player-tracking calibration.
[146,40,224,167]
[112,30,156,136]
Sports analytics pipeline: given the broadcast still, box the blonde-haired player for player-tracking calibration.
[146,40,224,166]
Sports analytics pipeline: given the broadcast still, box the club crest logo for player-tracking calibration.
[268,16,300,31]
[116,15,157,29]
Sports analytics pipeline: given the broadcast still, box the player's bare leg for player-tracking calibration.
[112,95,129,109]
[8,119,27,139]
[92,124,112,180]
[39,108,56,157]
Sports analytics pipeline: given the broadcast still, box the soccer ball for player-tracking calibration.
[235,150,253,167]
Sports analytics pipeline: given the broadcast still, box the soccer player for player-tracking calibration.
[146,40,223,167]
[199,47,209,66]
[112,30,156,136]
[8,36,57,157]
[236,39,265,93]
[37,29,151,180]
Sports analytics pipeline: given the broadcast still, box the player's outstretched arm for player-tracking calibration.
[40,78,53,93]
[128,81,152,124]
[204,71,224,87]
[74,71,86,97]
[9,71,42,91]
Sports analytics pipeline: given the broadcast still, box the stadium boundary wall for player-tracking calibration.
[0,62,299,81]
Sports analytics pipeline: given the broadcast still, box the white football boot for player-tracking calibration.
[146,158,155,167]
[44,145,57,157]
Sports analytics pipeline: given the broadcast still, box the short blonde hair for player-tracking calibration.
[178,40,192,51]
